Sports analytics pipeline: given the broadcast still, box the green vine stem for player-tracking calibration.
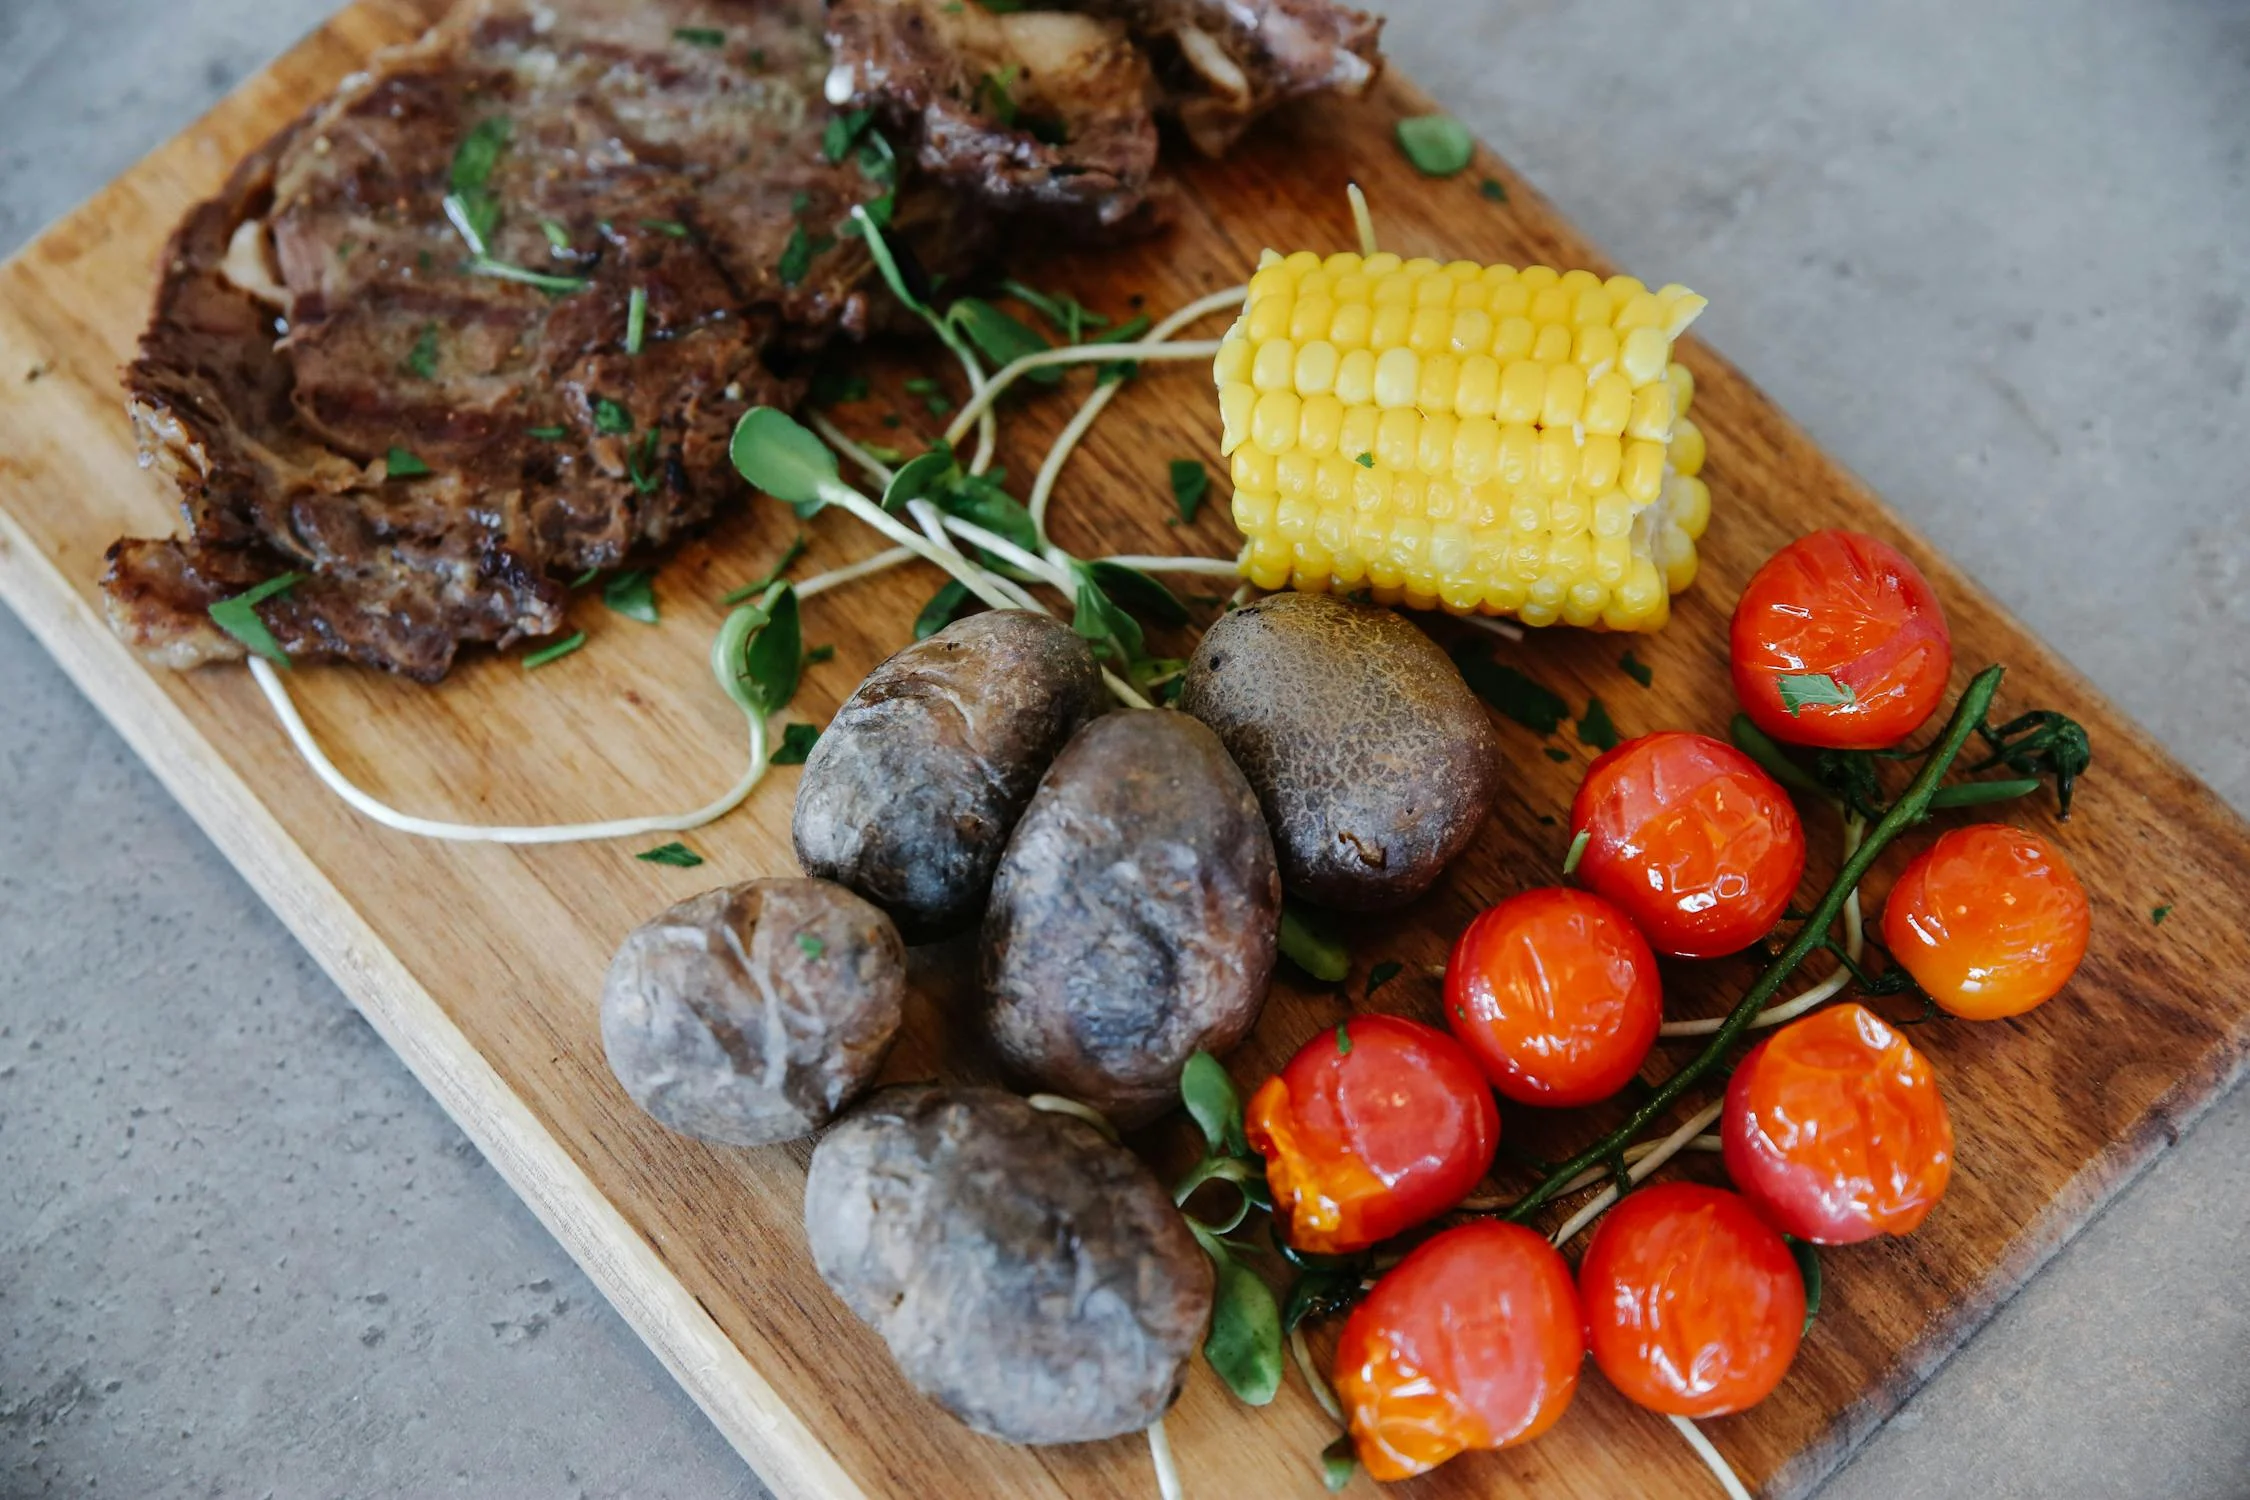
[1504,664,2008,1225]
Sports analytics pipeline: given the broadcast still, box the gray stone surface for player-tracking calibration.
[1,0,2245,1496]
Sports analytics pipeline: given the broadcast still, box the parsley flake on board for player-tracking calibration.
[602,570,659,624]
[636,842,705,867]
[522,630,587,670]
[1544,746,1572,763]
[802,643,836,666]
[1395,114,1474,177]
[1578,696,1620,752]
[1453,651,1568,735]
[1620,649,1654,688]
[1170,459,1210,524]
[771,722,823,765]
[1777,672,1856,715]
[2151,904,2173,925]
[1479,177,1508,203]
[206,573,303,668]
[1366,960,1404,997]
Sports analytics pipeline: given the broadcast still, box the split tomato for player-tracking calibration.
[1568,732,1807,960]
[1723,1003,1954,1244]
[1578,1183,1805,1418]
[1882,823,2090,1021]
[1333,1221,1582,1481]
[1731,529,1953,750]
[1245,1015,1498,1254]
[1445,888,1663,1107]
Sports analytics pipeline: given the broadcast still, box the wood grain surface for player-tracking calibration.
[2,3,2246,1496]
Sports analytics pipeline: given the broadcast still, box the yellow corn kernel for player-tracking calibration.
[1214,249,1708,631]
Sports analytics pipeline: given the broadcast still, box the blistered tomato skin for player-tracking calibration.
[1334,1221,1583,1482]
[1731,530,1954,751]
[1883,824,2090,1021]
[1569,732,1809,960]
[1245,1016,1499,1255]
[1446,888,1663,1107]
[1723,1003,1954,1245]
[1579,1183,1805,1418]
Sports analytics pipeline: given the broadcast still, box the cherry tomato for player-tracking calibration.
[1333,1221,1582,1481]
[1731,529,1953,750]
[1723,1003,1953,1244]
[1445,888,1663,1107]
[1246,1016,1498,1254]
[1578,1182,1805,1417]
[1568,732,1808,960]
[1882,823,2090,1021]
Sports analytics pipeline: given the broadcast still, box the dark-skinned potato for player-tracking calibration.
[600,879,905,1147]
[1177,591,1500,909]
[981,710,1280,1125]
[804,1085,1213,1445]
[793,610,1103,943]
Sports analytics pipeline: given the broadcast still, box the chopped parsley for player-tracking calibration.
[206,573,303,668]
[640,218,690,238]
[1544,746,1572,763]
[796,933,826,960]
[1480,177,1508,203]
[978,65,1023,127]
[2152,904,2173,925]
[528,424,567,441]
[778,223,833,287]
[1777,672,1856,715]
[1366,960,1404,997]
[771,722,822,765]
[522,630,586,669]
[627,428,664,494]
[802,644,836,666]
[385,446,430,478]
[1453,651,1567,735]
[1354,451,1375,468]
[402,323,440,380]
[821,109,873,164]
[1620,648,1654,688]
[592,399,634,436]
[636,841,705,867]
[1170,459,1210,524]
[673,26,726,47]
[1578,696,1620,752]
[539,219,572,251]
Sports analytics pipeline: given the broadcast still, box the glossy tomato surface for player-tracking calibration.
[1578,1182,1805,1417]
[1723,1003,1953,1244]
[1446,888,1663,1107]
[1731,529,1953,750]
[1334,1221,1582,1481]
[1883,824,2091,1021]
[1245,1015,1499,1254]
[1569,732,1808,960]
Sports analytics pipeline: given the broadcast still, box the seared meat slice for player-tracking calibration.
[824,0,1159,227]
[1084,0,1383,156]
[108,0,928,680]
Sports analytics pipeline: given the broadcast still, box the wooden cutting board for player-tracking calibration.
[3,3,2246,1496]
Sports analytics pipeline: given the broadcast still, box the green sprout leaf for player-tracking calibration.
[636,842,704,867]
[1453,650,1567,735]
[206,573,303,668]
[730,407,840,511]
[1089,561,1190,626]
[945,297,1060,384]
[1321,1436,1359,1492]
[914,579,976,639]
[771,722,822,765]
[1181,1052,1247,1159]
[881,445,959,513]
[740,585,803,716]
[1777,671,1857,716]
[1189,1225,1283,1407]
[1068,561,1145,666]
[522,630,587,670]
[999,278,1108,343]
[1395,114,1475,177]
[1578,696,1620,753]
[1170,458,1210,524]
[602,569,658,624]
[1279,901,1350,983]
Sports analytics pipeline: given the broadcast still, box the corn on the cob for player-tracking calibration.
[1213,250,1711,631]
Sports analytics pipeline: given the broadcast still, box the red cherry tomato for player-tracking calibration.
[1568,732,1808,960]
[1723,1003,1953,1244]
[1334,1221,1582,1481]
[1578,1182,1805,1418]
[1245,1016,1498,1255]
[1882,824,2090,1021]
[1731,530,1953,750]
[1446,888,1663,1107]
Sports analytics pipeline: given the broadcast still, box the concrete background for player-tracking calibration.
[2,0,2245,1495]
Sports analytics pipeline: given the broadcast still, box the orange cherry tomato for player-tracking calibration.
[1579,1182,1805,1418]
[1882,823,2090,1021]
[1246,1016,1498,1255]
[1445,888,1663,1107]
[1723,1003,1953,1245]
[1334,1221,1582,1481]
[1731,529,1953,750]
[1568,732,1808,960]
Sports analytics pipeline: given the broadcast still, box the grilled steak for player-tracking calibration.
[1087,0,1384,157]
[108,0,1384,681]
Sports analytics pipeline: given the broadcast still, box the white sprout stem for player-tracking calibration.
[813,478,1019,614]
[1347,182,1378,258]
[1547,1099,1726,1249]
[1028,386,1123,538]
[1548,1134,1723,1198]
[1454,612,1527,643]
[1147,1417,1185,1500]
[247,656,771,844]
[1669,1414,1754,1500]
[1289,1326,1346,1425]
[811,412,896,487]
[938,514,1077,593]
[1661,809,1869,1039]
[1101,555,1243,577]
[1024,1093,1119,1142]
[941,341,1223,447]
[904,502,1046,614]
[794,546,917,599]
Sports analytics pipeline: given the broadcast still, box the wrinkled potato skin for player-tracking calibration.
[804,1085,1213,1445]
[600,879,905,1147]
[793,611,1103,943]
[982,711,1280,1125]
[1178,592,1500,909]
